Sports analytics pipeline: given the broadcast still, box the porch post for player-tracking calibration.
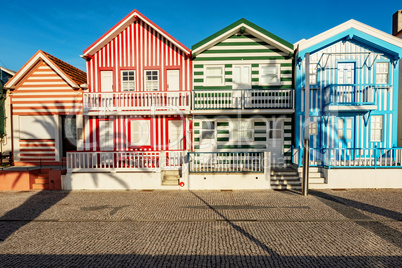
[264,151,271,183]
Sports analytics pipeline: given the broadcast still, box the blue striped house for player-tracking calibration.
[294,20,402,169]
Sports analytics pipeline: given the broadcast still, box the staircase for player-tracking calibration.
[297,167,326,187]
[270,167,302,190]
[32,169,50,190]
[162,170,180,186]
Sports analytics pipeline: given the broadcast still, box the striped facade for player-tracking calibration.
[191,19,294,164]
[295,20,402,159]
[82,10,192,153]
[5,50,86,165]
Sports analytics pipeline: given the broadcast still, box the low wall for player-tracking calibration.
[188,172,271,190]
[316,168,402,189]
[0,170,32,191]
[63,172,164,190]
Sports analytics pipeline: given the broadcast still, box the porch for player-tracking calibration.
[324,84,377,111]
[83,91,191,115]
[192,89,294,113]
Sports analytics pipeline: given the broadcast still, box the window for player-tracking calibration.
[131,120,151,146]
[145,70,159,91]
[309,122,318,136]
[201,121,215,140]
[370,116,383,142]
[233,65,251,89]
[309,63,317,85]
[268,120,282,139]
[260,64,280,85]
[231,120,253,141]
[121,71,135,91]
[204,66,224,86]
[376,62,389,84]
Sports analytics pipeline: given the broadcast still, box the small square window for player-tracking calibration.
[121,71,135,91]
[231,121,253,141]
[204,66,224,86]
[259,65,281,85]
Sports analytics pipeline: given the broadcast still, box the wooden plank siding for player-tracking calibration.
[87,19,192,93]
[11,61,83,115]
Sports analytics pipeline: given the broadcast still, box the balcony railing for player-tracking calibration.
[83,91,191,113]
[67,151,187,173]
[324,84,376,107]
[193,89,294,110]
[293,147,402,168]
[188,152,266,173]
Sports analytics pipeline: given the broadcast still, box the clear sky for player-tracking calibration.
[1,0,401,72]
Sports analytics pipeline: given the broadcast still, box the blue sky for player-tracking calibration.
[1,0,401,72]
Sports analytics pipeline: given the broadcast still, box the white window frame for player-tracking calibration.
[204,65,225,86]
[259,64,281,86]
[200,120,216,140]
[370,116,383,142]
[121,70,135,91]
[309,121,318,136]
[230,120,254,142]
[232,65,251,89]
[376,62,389,85]
[131,120,151,146]
[144,70,159,91]
[309,62,318,85]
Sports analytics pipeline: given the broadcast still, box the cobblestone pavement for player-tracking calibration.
[0,189,401,267]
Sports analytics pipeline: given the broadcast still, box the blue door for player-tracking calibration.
[337,116,355,161]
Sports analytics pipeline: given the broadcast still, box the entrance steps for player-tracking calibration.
[162,170,180,186]
[270,167,302,190]
[297,167,326,185]
[32,169,50,190]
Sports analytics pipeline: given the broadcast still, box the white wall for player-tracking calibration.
[188,173,271,190]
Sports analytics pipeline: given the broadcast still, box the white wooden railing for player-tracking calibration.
[67,151,188,173]
[193,89,294,110]
[324,84,376,106]
[83,91,191,113]
[188,152,265,173]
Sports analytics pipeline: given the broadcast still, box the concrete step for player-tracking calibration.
[271,171,299,176]
[271,180,302,186]
[309,178,326,184]
[308,173,325,179]
[271,185,302,190]
[35,178,49,184]
[164,170,180,176]
[32,183,49,190]
[271,175,301,181]
[162,180,179,186]
[297,167,321,173]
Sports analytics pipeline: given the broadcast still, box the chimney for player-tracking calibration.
[392,10,402,36]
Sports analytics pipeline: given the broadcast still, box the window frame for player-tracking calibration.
[230,120,254,142]
[370,115,383,142]
[232,64,251,89]
[375,62,389,85]
[200,120,216,141]
[121,70,136,91]
[309,62,318,85]
[144,70,159,91]
[204,65,225,86]
[130,120,151,146]
[259,64,281,86]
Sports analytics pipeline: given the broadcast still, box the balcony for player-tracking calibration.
[83,91,191,115]
[324,84,377,111]
[192,89,294,114]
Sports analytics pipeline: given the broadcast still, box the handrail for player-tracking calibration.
[323,84,376,106]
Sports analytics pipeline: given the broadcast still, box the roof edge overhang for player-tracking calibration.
[192,18,294,56]
[82,9,191,57]
[4,50,79,89]
[297,20,402,60]
[0,67,16,76]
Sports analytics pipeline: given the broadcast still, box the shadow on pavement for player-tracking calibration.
[0,191,69,242]
[311,190,402,249]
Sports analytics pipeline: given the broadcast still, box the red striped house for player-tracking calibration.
[66,10,192,188]
[5,50,87,166]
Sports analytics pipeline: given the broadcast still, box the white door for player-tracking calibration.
[101,71,113,92]
[99,120,113,150]
[167,70,180,91]
[267,120,284,165]
[337,63,355,103]
[168,120,183,150]
[233,65,251,89]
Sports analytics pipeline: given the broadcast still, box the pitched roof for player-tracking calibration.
[4,50,86,89]
[296,19,402,57]
[192,18,294,56]
[42,51,87,85]
[83,9,190,57]
[0,67,16,76]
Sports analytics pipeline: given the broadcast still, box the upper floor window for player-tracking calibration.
[145,70,159,91]
[101,71,113,92]
[121,71,135,91]
[376,62,389,85]
[309,63,318,85]
[370,116,383,142]
[204,65,224,86]
[260,64,280,85]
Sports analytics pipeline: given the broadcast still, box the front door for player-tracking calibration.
[61,115,77,157]
[233,65,251,89]
[168,120,183,150]
[337,116,355,161]
[167,70,180,91]
[267,120,284,165]
[337,63,355,103]
[101,71,113,92]
[99,120,114,151]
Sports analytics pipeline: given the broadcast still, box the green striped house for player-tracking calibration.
[191,19,295,165]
